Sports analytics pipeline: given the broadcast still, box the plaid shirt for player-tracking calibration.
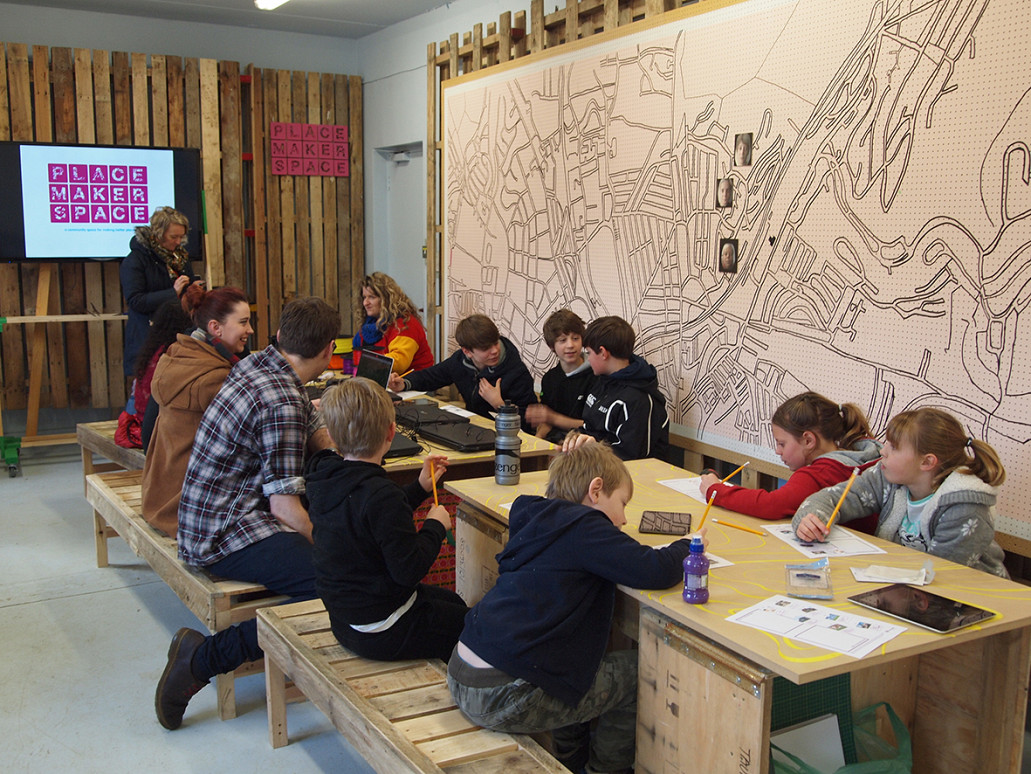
[177,345,324,566]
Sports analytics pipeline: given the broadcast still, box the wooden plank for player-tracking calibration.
[151,54,169,146]
[2,44,30,410]
[200,58,224,288]
[425,42,438,355]
[292,71,310,298]
[249,65,270,340]
[418,729,519,768]
[307,72,324,300]
[499,13,512,63]
[348,75,364,300]
[32,46,53,142]
[565,0,578,44]
[219,60,244,289]
[334,74,351,325]
[320,72,338,310]
[264,70,283,335]
[349,664,445,700]
[604,0,619,30]
[111,51,132,145]
[394,708,475,743]
[131,52,149,145]
[184,58,201,149]
[530,0,545,54]
[472,23,483,71]
[0,43,9,141]
[277,70,296,301]
[92,50,113,144]
[25,265,54,433]
[369,683,457,723]
[165,56,185,148]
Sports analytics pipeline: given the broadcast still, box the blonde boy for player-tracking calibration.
[305,377,468,661]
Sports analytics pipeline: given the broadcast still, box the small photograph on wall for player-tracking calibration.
[716,178,734,208]
[719,238,738,274]
[734,133,753,167]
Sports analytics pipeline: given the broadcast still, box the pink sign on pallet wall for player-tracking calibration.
[269,122,349,177]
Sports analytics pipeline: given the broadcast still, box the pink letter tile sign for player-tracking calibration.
[269,122,349,177]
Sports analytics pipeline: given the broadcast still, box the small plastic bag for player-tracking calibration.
[785,557,833,599]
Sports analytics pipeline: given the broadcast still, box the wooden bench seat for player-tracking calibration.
[258,599,566,773]
[85,469,288,719]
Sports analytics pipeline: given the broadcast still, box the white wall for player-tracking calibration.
[0,2,358,73]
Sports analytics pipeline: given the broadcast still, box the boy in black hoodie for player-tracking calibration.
[447,443,699,774]
[569,316,669,460]
[306,377,468,661]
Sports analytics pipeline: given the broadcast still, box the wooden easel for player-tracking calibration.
[0,262,126,470]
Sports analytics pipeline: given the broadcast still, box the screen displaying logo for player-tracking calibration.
[47,163,151,224]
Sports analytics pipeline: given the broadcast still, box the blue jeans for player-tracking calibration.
[192,532,317,680]
[447,649,638,773]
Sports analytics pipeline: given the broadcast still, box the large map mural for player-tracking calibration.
[442,0,1031,529]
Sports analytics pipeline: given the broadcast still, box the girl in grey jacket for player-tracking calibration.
[793,407,1008,577]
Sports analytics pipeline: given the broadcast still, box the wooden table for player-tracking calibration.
[445,459,1031,773]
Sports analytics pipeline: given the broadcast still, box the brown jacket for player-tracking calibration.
[141,333,233,537]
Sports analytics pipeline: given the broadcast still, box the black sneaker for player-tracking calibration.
[155,628,208,729]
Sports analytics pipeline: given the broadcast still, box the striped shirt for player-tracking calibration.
[177,345,323,566]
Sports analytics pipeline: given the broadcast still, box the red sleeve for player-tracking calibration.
[705,467,829,520]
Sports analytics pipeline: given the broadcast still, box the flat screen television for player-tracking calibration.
[0,141,204,262]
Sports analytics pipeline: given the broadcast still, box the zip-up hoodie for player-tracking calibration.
[141,332,234,536]
[705,438,883,520]
[459,495,690,706]
[792,463,1008,577]
[581,355,669,460]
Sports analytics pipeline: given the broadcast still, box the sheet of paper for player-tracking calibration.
[726,595,905,658]
[658,477,709,504]
[765,523,886,558]
[441,404,476,418]
[850,564,933,585]
[395,390,427,400]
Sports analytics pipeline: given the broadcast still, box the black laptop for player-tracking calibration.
[355,350,402,401]
[383,431,421,459]
[395,400,470,429]
[418,422,497,453]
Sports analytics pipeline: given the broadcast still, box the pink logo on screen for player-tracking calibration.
[269,122,349,177]
[47,163,150,224]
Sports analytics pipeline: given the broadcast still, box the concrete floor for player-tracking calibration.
[3,445,1029,773]
[0,447,375,774]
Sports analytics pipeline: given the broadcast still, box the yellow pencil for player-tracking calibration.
[712,518,765,537]
[400,368,414,378]
[697,492,716,531]
[429,460,439,506]
[721,461,750,483]
[824,467,859,532]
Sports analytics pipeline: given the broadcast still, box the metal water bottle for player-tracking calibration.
[494,401,521,485]
[682,536,709,604]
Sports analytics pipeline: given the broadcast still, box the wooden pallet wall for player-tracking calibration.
[0,42,363,413]
[425,0,700,354]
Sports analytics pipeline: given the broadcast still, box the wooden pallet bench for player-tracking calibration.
[258,599,566,773]
[85,469,288,720]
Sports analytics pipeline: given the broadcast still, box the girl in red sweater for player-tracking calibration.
[699,392,881,522]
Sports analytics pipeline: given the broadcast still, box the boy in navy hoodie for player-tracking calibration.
[447,443,698,774]
[568,316,669,460]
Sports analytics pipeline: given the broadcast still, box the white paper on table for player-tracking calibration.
[498,501,513,512]
[658,477,709,504]
[850,561,934,585]
[765,523,886,558]
[441,404,476,418]
[726,594,905,658]
[395,390,427,400]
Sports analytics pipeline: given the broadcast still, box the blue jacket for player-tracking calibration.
[459,495,690,706]
[581,355,669,460]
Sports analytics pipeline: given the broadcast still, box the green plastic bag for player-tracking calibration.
[771,702,912,774]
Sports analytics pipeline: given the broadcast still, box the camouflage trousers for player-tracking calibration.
[447,649,637,773]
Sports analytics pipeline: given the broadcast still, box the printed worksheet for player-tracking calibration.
[658,477,709,504]
[726,595,905,658]
[765,523,886,559]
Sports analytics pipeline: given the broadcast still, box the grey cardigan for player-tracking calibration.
[792,464,1008,577]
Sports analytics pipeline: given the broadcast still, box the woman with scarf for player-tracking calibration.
[141,285,252,537]
[120,206,203,376]
[353,272,434,374]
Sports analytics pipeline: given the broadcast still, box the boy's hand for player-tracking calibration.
[561,431,595,453]
[419,454,449,492]
[426,504,453,531]
[387,372,406,392]
[478,377,503,410]
[525,403,549,427]
[795,513,830,543]
[699,472,720,496]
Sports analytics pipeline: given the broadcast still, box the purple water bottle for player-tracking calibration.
[682,536,709,604]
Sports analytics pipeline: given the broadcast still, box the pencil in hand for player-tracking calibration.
[824,467,859,533]
[429,459,439,506]
[697,492,716,531]
[721,461,750,483]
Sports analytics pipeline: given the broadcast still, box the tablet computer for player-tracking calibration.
[847,583,995,633]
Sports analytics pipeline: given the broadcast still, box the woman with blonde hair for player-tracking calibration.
[353,272,434,373]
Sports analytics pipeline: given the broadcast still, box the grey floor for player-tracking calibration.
[1,446,375,774]
[3,445,1030,773]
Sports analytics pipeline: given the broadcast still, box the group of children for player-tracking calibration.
[306,308,1010,774]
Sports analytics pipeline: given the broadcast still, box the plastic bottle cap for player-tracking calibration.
[690,536,704,552]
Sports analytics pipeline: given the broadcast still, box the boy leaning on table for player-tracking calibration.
[446,442,706,774]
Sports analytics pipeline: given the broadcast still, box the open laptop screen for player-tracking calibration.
[355,350,394,388]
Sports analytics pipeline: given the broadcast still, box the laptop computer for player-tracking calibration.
[395,400,470,429]
[383,431,421,459]
[418,422,497,453]
[355,349,403,401]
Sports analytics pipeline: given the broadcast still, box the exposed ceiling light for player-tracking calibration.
[254,0,290,10]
